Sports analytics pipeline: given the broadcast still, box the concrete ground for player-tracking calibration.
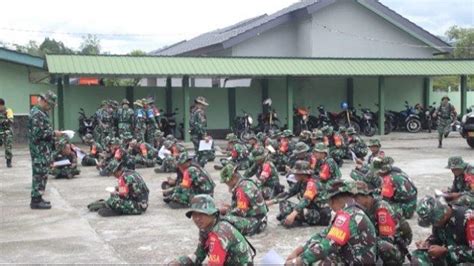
[0,132,473,264]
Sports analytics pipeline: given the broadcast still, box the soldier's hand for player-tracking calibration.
[284,211,298,226]
[54,130,63,137]
[445,192,461,200]
[428,245,447,258]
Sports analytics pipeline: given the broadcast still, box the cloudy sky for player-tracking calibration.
[0,0,472,54]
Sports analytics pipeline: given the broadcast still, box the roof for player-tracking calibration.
[152,0,451,56]
[45,54,474,77]
[0,47,45,69]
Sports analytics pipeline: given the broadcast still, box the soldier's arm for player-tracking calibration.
[31,113,54,141]
[295,180,318,211]
[446,244,473,263]
[178,233,208,265]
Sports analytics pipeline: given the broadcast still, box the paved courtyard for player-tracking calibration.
[1,133,473,263]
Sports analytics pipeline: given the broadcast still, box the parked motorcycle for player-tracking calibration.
[316,105,339,129]
[415,102,437,133]
[293,106,318,135]
[359,107,377,137]
[460,106,474,148]
[159,108,179,137]
[397,101,422,133]
[257,98,280,133]
[233,109,255,140]
[336,105,361,134]
[374,103,394,135]
[78,108,95,142]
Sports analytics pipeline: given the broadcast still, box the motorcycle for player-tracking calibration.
[359,107,377,137]
[460,106,474,148]
[159,108,179,137]
[78,108,95,142]
[374,103,394,135]
[233,109,254,140]
[336,106,361,133]
[257,98,280,133]
[397,101,422,133]
[293,106,318,135]
[316,105,339,129]
[415,102,437,133]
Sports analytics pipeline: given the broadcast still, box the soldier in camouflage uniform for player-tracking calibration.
[350,139,385,190]
[273,129,293,172]
[127,139,156,168]
[116,99,134,139]
[244,147,284,200]
[312,143,342,188]
[372,156,418,219]
[89,160,149,217]
[81,133,104,166]
[163,152,215,208]
[189,96,215,167]
[93,101,107,145]
[411,196,473,265]
[50,137,80,179]
[245,133,260,154]
[218,164,268,236]
[321,126,345,167]
[133,100,147,142]
[443,156,473,209]
[269,161,331,228]
[98,137,134,176]
[299,130,313,147]
[352,181,412,264]
[214,133,249,171]
[143,97,160,145]
[155,140,185,173]
[0,98,14,167]
[97,101,115,146]
[170,195,255,265]
[347,127,368,159]
[29,91,62,209]
[285,180,377,265]
[433,96,457,148]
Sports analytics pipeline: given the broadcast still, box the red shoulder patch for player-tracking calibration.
[320,163,330,181]
[114,149,122,160]
[327,211,351,245]
[376,208,396,237]
[464,173,474,190]
[381,175,395,199]
[181,169,192,188]
[260,163,271,179]
[118,175,129,197]
[236,187,250,212]
[466,215,474,248]
[206,232,227,266]
[303,179,318,200]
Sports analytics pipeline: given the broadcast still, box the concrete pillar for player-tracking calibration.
[378,76,385,135]
[126,86,134,105]
[166,77,172,114]
[423,77,432,109]
[182,76,190,142]
[228,87,236,129]
[287,76,294,132]
[347,77,354,107]
[461,75,468,116]
[57,76,65,130]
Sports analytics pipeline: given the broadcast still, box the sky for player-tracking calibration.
[0,0,472,54]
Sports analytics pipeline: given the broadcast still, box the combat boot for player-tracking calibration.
[438,140,442,149]
[30,197,51,209]
[98,207,120,217]
[6,159,12,168]
[213,164,223,170]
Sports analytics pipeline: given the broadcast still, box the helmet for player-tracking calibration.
[341,102,349,110]
[220,163,237,183]
[290,160,312,175]
[185,194,219,218]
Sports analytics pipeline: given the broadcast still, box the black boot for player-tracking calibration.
[98,207,120,217]
[438,139,442,148]
[6,159,11,168]
[30,197,51,209]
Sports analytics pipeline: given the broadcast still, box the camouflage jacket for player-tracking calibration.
[348,135,368,158]
[145,106,158,127]
[449,164,474,194]
[28,105,54,160]
[190,106,207,136]
[129,143,157,160]
[228,177,268,219]
[436,103,456,120]
[227,142,248,162]
[116,170,149,202]
[244,161,279,188]
[180,164,215,195]
[0,106,13,131]
[314,157,341,185]
[364,198,408,245]
[134,108,147,129]
[425,206,473,264]
[287,177,327,211]
[301,199,377,264]
[380,169,417,204]
[179,218,254,265]
[96,108,114,127]
[88,142,105,158]
[116,107,134,125]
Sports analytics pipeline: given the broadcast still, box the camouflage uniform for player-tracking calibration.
[313,143,342,188]
[128,140,156,168]
[133,100,147,142]
[446,156,474,209]
[97,104,115,146]
[0,104,13,166]
[116,99,134,139]
[217,133,250,170]
[435,98,456,148]
[274,161,331,227]
[347,127,368,159]
[321,126,345,166]
[50,137,80,179]
[190,97,215,166]
[176,195,255,265]
[156,140,185,173]
[373,156,418,219]
[350,139,384,190]
[411,196,473,265]
[81,133,104,166]
[220,165,268,236]
[99,138,135,176]
[143,98,160,145]
[273,129,293,172]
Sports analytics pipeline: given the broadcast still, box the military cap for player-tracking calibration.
[368,139,381,147]
[220,163,237,183]
[121,98,130,105]
[290,160,313,175]
[110,100,119,107]
[313,142,329,154]
[294,142,310,155]
[445,156,467,169]
[299,130,312,140]
[185,194,219,218]
[311,130,324,140]
[177,152,191,165]
[163,140,174,149]
[347,127,356,135]
[194,96,209,106]
[338,126,347,133]
[104,160,123,175]
[281,129,293,138]
[225,133,239,142]
[40,91,57,106]
[416,196,449,227]
[109,137,121,146]
[327,180,357,199]
[250,147,266,162]
[371,156,394,173]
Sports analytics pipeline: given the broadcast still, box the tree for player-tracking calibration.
[80,34,101,55]
[445,25,474,58]
[39,38,75,55]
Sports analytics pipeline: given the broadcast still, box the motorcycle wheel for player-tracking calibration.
[363,124,377,137]
[384,121,392,135]
[406,118,422,133]
[240,129,252,141]
[467,137,474,148]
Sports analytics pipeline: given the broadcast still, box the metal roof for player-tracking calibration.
[0,48,45,69]
[46,54,474,77]
[152,0,451,56]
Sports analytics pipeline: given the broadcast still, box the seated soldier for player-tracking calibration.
[169,195,255,265]
[273,129,293,172]
[128,139,156,168]
[155,140,184,173]
[347,127,368,159]
[443,156,473,209]
[98,137,134,176]
[81,133,104,166]
[285,180,377,265]
[312,143,341,188]
[243,147,284,200]
[268,160,331,228]
[51,137,80,179]
[163,153,215,208]
[284,142,311,187]
[321,126,345,167]
[214,133,249,171]
[411,196,473,265]
[350,139,385,190]
[299,130,313,147]
[88,159,149,217]
[218,164,268,236]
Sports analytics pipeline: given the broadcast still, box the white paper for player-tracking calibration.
[266,145,276,154]
[73,147,86,162]
[105,187,115,193]
[158,146,172,159]
[286,174,297,184]
[53,159,71,167]
[198,140,213,151]
[350,151,358,163]
[434,189,448,197]
[260,249,285,265]
[61,130,75,139]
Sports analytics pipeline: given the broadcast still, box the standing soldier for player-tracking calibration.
[189,96,215,166]
[116,99,134,139]
[0,98,14,167]
[143,98,159,145]
[133,100,147,142]
[28,91,62,209]
[433,96,456,148]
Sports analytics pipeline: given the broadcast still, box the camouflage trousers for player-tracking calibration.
[51,166,80,179]
[219,158,250,170]
[81,155,98,166]
[145,125,158,144]
[118,123,132,138]
[452,193,474,209]
[278,201,331,227]
[377,239,405,265]
[106,194,148,215]
[134,128,146,143]
[0,129,13,160]
[222,214,267,236]
[134,155,155,168]
[261,183,285,200]
[390,199,417,219]
[191,134,215,167]
[410,250,446,265]
[158,156,177,173]
[437,118,452,141]
[31,154,50,198]
[164,186,193,208]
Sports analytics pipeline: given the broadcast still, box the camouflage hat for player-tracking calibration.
[163,140,174,149]
[368,139,381,147]
[104,160,123,175]
[121,132,134,140]
[294,142,310,155]
[194,96,209,106]
[165,134,176,142]
[225,133,239,142]
[134,100,143,107]
[39,91,57,106]
[110,137,121,146]
[371,156,394,174]
[353,181,373,196]
[250,147,266,162]
[177,152,191,165]
[121,98,130,105]
[311,130,324,140]
[101,100,109,106]
[110,100,119,108]
[416,196,449,227]
[155,130,165,138]
[313,142,329,154]
[299,130,312,140]
[327,180,357,199]
[281,129,293,138]
[338,126,347,133]
[290,160,313,175]
[220,163,237,183]
[445,156,467,169]
[185,194,219,218]
[321,126,334,136]
[347,127,356,135]
[83,133,94,142]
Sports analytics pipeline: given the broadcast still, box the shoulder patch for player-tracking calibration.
[376,208,396,237]
[326,210,351,245]
[303,179,318,200]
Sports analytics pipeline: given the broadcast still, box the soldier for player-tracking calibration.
[351,139,385,190]
[321,126,345,167]
[98,101,115,146]
[189,96,215,167]
[98,137,134,176]
[347,127,368,159]
[356,138,385,166]
[133,100,147,142]
[269,160,331,228]
[433,96,457,148]
[214,133,249,171]
[353,181,412,264]
[143,97,160,145]
[284,180,377,265]
[286,142,311,171]
[372,156,418,219]
[155,140,184,173]
[93,101,107,144]
[299,130,312,147]
[89,160,149,217]
[29,91,63,209]
[443,156,473,208]
[243,147,283,200]
[116,99,134,139]
[218,164,268,236]
[0,98,14,167]
[169,195,255,265]
[245,133,260,153]
[50,137,80,179]
[81,133,104,166]
[411,196,473,265]
[312,143,341,188]
[163,152,215,208]
[127,139,156,168]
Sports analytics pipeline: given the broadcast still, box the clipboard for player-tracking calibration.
[199,140,213,151]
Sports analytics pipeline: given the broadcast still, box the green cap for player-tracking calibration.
[327,180,357,199]
[281,129,293,138]
[347,127,356,135]
[313,142,328,154]
[371,156,394,174]
[177,152,191,165]
[185,194,219,218]
[338,126,347,133]
[445,156,467,169]
[290,160,313,175]
[225,133,239,142]
[104,159,123,175]
[416,196,449,227]
[220,163,237,183]
[250,147,266,162]
[40,91,57,106]
[299,130,312,140]
[311,130,324,140]
[321,126,334,136]
[368,139,381,147]
[294,142,310,155]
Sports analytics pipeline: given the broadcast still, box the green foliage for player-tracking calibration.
[39,38,75,55]
[79,34,101,55]
[445,25,474,58]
